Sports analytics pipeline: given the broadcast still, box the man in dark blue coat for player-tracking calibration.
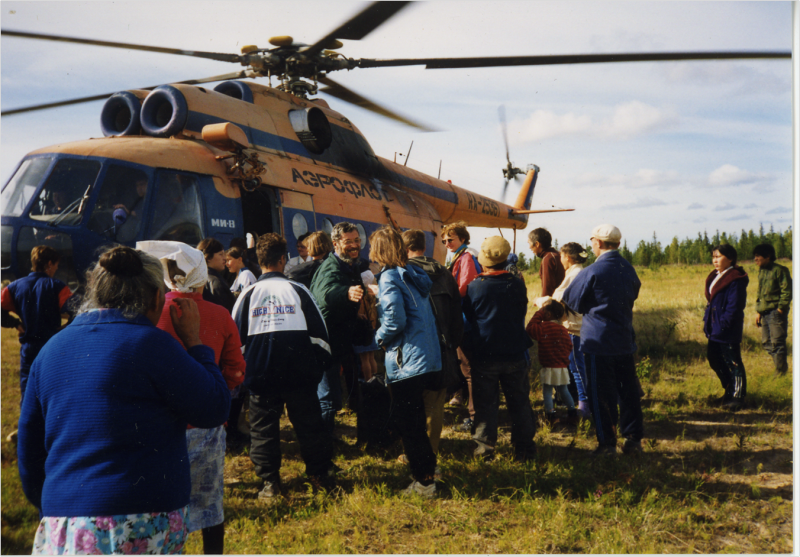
[562,224,643,456]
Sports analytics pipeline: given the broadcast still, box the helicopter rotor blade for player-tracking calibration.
[318,76,437,132]
[499,105,511,165]
[304,1,410,58]
[1,71,247,116]
[1,29,244,63]
[358,50,791,70]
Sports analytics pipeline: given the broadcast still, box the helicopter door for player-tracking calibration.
[279,190,315,259]
[240,187,279,241]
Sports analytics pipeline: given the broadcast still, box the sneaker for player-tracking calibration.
[448,393,464,407]
[455,417,474,433]
[397,454,410,465]
[403,480,436,499]
[257,481,282,500]
[621,438,643,455]
[592,444,617,456]
[473,439,495,459]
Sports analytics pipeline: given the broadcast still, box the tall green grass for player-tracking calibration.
[2,262,792,554]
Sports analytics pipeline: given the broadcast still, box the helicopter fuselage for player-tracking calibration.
[1,80,533,289]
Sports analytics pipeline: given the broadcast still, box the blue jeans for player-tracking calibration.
[471,358,536,457]
[543,384,574,413]
[317,361,343,437]
[761,309,789,374]
[568,334,588,403]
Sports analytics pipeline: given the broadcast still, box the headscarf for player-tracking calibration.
[136,240,208,293]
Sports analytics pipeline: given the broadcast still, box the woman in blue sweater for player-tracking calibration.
[17,246,231,555]
[371,227,441,499]
[703,244,749,411]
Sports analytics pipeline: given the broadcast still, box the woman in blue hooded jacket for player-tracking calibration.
[370,227,441,498]
[703,244,749,410]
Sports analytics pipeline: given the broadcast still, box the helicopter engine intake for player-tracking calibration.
[141,85,188,138]
[288,107,332,154]
[100,91,146,137]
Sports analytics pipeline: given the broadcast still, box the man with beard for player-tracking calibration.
[310,222,366,437]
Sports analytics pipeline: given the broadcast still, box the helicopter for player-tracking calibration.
[0,2,790,290]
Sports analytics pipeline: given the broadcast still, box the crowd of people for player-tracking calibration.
[1,220,791,555]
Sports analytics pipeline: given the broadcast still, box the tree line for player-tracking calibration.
[517,225,792,272]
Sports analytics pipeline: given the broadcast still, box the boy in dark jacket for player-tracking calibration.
[232,233,334,499]
[462,236,536,462]
[1,245,72,405]
[403,229,464,457]
[753,243,792,376]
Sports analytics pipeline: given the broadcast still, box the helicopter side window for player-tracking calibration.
[147,171,204,246]
[1,157,52,217]
[28,159,101,226]
[87,165,150,241]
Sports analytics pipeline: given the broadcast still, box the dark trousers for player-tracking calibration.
[19,363,31,407]
[471,358,537,457]
[249,384,332,484]
[761,309,789,374]
[707,341,747,400]
[584,353,643,447]
[389,373,437,482]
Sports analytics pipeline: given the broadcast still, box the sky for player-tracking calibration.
[0,1,795,259]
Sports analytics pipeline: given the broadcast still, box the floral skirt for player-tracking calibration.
[185,426,226,532]
[32,506,189,554]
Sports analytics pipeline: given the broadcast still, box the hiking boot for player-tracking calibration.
[257,481,282,500]
[455,417,474,433]
[577,400,591,419]
[621,438,643,455]
[592,444,617,457]
[403,480,436,499]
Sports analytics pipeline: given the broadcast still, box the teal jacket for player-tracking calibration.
[310,252,363,360]
[375,265,442,384]
[756,261,792,314]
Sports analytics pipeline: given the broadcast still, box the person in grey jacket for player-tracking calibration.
[371,227,441,498]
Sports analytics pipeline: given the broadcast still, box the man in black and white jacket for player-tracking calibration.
[232,233,335,500]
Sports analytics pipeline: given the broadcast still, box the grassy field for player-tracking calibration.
[1,261,793,553]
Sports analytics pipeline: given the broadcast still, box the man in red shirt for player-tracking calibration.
[528,228,565,297]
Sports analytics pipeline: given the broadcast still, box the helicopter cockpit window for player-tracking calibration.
[147,171,204,246]
[87,165,150,241]
[28,158,101,226]
[1,157,52,217]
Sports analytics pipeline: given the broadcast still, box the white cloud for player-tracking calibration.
[708,165,762,187]
[602,196,669,210]
[687,203,704,210]
[725,213,750,221]
[508,101,677,143]
[714,203,737,211]
[606,101,678,139]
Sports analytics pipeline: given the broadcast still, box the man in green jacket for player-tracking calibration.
[310,222,366,435]
[753,244,792,375]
